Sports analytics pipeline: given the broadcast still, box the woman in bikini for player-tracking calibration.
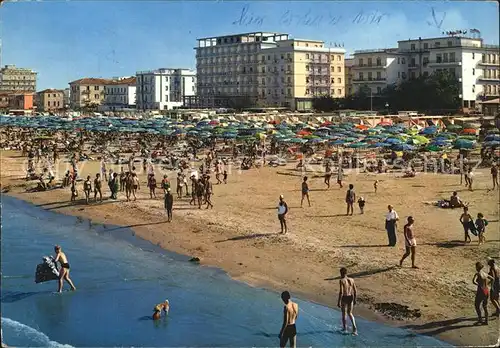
[473,261,494,325]
[488,259,500,317]
[54,245,76,293]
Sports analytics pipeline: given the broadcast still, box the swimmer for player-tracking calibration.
[54,245,76,293]
[152,300,170,320]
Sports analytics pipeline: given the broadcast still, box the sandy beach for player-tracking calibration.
[1,149,499,346]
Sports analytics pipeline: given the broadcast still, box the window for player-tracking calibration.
[402,72,407,79]
[436,54,442,63]
[368,72,373,80]
[306,77,310,83]
[376,57,381,66]
[359,58,364,66]
[331,66,334,72]
[306,54,309,59]
[443,53,449,63]
[95,86,100,91]
[287,88,291,96]
[359,72,364,80]
[337,55,341,61]
[337,78,341,84]
[411,44,415,50]
[267,55,270,61]
[447,41,452,47]
[472,68,475,75]
[305,65,309,71]
[86,86,90,91]
[94,94,99,99]
[472,52,475,60]
[287,77,291,83]
[337,89,341,95]
[398,57,400,64]
[434,42,440,48]
[449,68,455,76]
[338,66,341,73]
[376,72,381,79]
[411,71,416,79]
[410,58,416,66]
[331,89,335,95]
[48,101,51,107]
[401,58,406,64]
[331,78,335,83]
[398,72,401,78]
[472,85,475,93]
[368,58,372,66]
[450,52,456,62]
[423,57,429,65]
[377,87,382,94]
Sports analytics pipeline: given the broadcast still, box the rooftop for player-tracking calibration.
[38,89,65,94]
[353,48,400,55]
[197,32,288,41]
[106,77,137,86]
[69,78,113,85]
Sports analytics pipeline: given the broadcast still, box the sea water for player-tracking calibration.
[0,195,449,347]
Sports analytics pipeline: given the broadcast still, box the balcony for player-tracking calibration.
[352,78,387,83]
[427,60,462,67]
[477,75,500,82]
[353,64,385,69]
[309,60,330,65]
[408,64,419,69]
[477,60,499,67]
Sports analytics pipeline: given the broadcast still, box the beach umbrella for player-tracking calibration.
[462,128,477,135]
[420,127,438,135]
[321,121,332,127]
[384,138,403,144]
[392,143,415,151]
[332,139,346,145]
[485,134,500,142]
[308,138,325,143]
[355,124,369,131]
[377,121,393,127]
[454,139,476,149]
[348,142,368,148]
[483,141,500,148]
[487,129,500,135]
[369,142,392,148]
[412,135,430,144]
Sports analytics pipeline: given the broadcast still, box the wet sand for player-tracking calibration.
[1,149,499,346]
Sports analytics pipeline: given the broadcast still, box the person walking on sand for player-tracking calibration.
[475,213,488,245]
[277,195,288,234]
[148,174,157,199]
[83,175,92,204]
[374,180,378,193]
[491,163,499,190]
[337,166,344,188]
[205,175,214,209]
[357,197,365,214]
[54,245,76,293]
[466,168,474,191]
[400,216,418,268]
[385,205,399,247]
[164,188,174,222]
[473,261,493,325]
[324,162,332,189]
[460,207,473,243]
[278,291,298,348]
[94,173,102,203]
[345,184,355,216]
[176,172,184,199]
[300,176,311,208]
[488,258,500,317]
[111,172,119,200]
[337,267,358,336]
[132,173,140,201]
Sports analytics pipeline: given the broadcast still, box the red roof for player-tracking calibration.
[69,78,113,85]
[38,89,65,94]
[106,77,136,86]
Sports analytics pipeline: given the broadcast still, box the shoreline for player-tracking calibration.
[3,192,440,344]
[2,150,499,346]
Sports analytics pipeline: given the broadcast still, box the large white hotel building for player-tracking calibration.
[188,32,346,111]
[349,35,499,111]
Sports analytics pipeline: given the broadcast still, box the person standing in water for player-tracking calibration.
[473,261,493,325]
[83,175,92,204]
[300,176,311,208]
[278,291,298,348]
[337,267,358,336]
[54,245,76,293]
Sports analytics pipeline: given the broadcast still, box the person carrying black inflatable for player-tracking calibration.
[54,245,76,293]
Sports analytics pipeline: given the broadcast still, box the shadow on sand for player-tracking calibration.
[215,233,278,243]
[403,317,480,336]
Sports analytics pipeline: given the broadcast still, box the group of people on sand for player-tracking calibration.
[473,259,500,326]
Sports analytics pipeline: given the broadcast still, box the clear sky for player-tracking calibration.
[1,1,498,90]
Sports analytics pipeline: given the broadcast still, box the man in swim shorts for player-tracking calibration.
[337,267,358,336]
[279,291,298,348]
[54,245,76,293]
[277,195,288,234]
[400,216,418,268]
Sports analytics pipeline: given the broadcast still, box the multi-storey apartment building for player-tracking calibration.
[37,89,65,112]
[192,32,345,110]
[193,32,289,108]
[352,35,500,110]
[345,58,354,96]
[0,65,37,93]
[136,68,196,111]
[258,39,345,110]
[69,78,111,109]
[100,77,137,112]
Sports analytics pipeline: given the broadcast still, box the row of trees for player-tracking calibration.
[313,70,461,114]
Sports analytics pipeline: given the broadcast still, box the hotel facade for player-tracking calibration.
[191,32,346,110]
[0,65,37,93]
[351,35,500,111]
[69,78,111,109]
[136,68,196,111]
[100,77,137,112]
